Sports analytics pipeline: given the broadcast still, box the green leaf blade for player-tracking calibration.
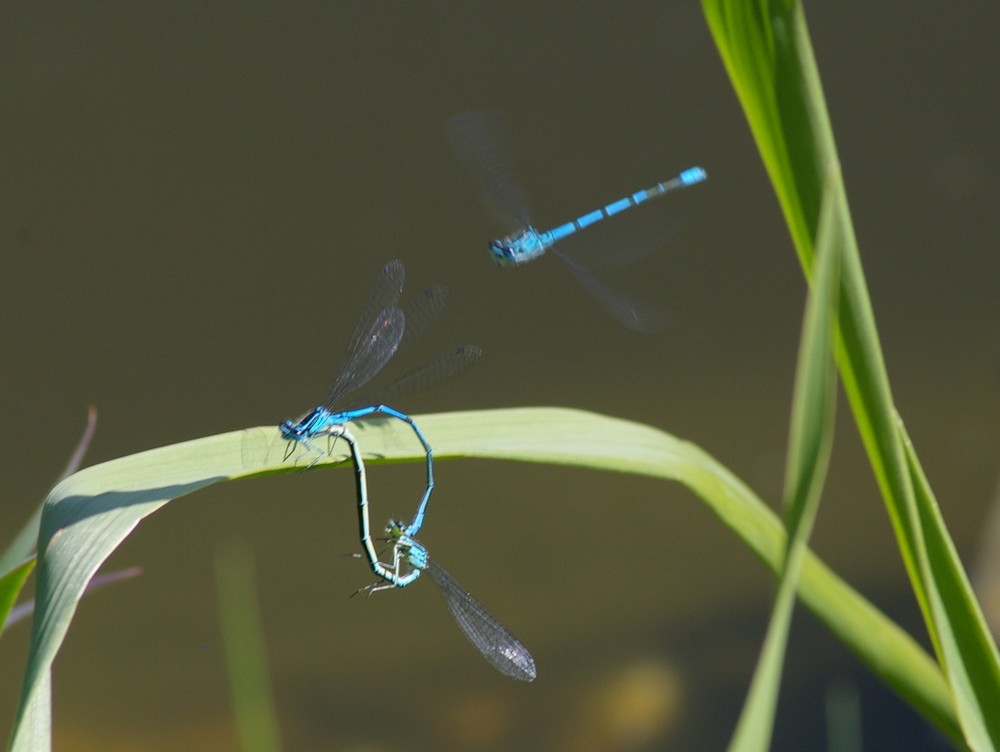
[728,167,842,752]
[9,409,958,751]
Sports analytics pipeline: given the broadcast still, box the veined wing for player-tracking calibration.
[394,284,449,357]
[342,260,405,366]
[424,556,536,682]
[346,345,481,411]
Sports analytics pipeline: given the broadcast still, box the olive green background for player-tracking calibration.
[2,3,998,750]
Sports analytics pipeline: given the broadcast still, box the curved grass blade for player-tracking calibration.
[9,408,959,751]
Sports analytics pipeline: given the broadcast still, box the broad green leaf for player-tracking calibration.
[10,408,956,751]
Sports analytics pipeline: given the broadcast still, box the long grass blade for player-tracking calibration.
[728,166,842,751]
[702,0,1000,746]
[9,408,958,751]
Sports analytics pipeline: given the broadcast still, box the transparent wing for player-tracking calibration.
[395,284,449,357]
[558,214,683,277]
[323,307,406,409]
[320,261,407,409]
[343,261,405,364]
[553,248,671,333]
[424,557,536,682]
[447,109,532,230]
[346,345,482,411]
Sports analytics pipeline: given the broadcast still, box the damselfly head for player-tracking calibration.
[385,519,407,538]
[277,418,301,439]
[488,227,546,267]
[488,237,520,267]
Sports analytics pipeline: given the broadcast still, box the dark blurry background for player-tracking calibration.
[2,3,998,750]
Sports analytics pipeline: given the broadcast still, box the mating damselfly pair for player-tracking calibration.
[279,260,535,681]
[277,112,705,680]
